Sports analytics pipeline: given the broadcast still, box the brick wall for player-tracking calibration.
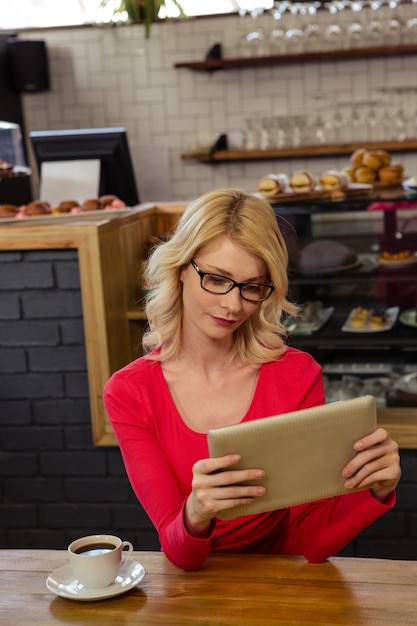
[1,249,416,558]
[0,249,159,551]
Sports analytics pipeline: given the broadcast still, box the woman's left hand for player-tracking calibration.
[342,427,401,503]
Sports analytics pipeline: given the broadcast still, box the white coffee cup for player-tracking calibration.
[68,534,134,589]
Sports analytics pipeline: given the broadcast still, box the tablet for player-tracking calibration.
[207,395,377,521]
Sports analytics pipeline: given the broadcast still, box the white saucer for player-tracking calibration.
[46,559,145,601]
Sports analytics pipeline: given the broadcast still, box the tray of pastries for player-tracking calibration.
[343,148,404,188]
[0,195,132,224]
[256,169,373,204]
[378,250,417,267]
[342,305,399,333]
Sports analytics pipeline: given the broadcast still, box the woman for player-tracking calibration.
[104,188,400,571]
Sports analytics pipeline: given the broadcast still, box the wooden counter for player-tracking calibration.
[0,204,184,446]
[1,549,417,625]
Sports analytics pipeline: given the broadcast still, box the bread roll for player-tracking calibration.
[378,164,404,185]
[82,198,103,211]
[257,173,289,196]
[362,151,382,171]
[59,200,79,212]
[374,150,391,167]
[100,194,118,207]
[354,166,377,184]
[350,307,370,328]
[319,170,349,191]
[26,201,50,216]
[289,170,317,193]
[0,203,17,218]
[350,148,366,168]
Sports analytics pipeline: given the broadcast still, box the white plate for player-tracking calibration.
[399,309,417,328]
[402,177,417,191]
[379,253,417,267]
[342,306,399,333]
[46,559,145,601]
[395,372,417,395]
[289,307,334,335]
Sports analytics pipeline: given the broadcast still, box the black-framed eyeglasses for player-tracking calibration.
[190,260,275,303]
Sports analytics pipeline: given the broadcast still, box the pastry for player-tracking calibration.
[298,239,357,272]
[100,194,118,207]
[378,164,404,186]
[26,201,51,216]
[374,150,391,167]
[289,170,317,193]
[379,250,415,263]
[107,198,126,208]
[59,200,79,212]
[350,307,370,328]
[257,173,289,196]
[370,310,387,329]
[350,148,366,168]
[82,198,103,211]
[354,166,377,184]
[319,170,349,191]
[362,150,391,171]
[0,203,17,218]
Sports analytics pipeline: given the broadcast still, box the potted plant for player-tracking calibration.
[98,0,186,38]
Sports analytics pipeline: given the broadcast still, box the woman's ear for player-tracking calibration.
[179,265,187,284]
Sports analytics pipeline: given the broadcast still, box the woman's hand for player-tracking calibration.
[342,427,401,503]
[184,454,266,537]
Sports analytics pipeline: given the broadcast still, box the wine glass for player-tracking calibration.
[308,94,330,144]
[285,2,305,53]
[347,0,365,48]
[269,1,290,54]
[243,118,259,150]
[303,2,322,52]
[272,116,288,148]
[259,118,274,150]
[323,0,347,51]
[405,14,417,43]
[384,0,405,45]
[366,0,385,46]
[242,7,268,57]
[366,100,385,142]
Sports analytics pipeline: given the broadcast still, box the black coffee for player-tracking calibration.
[74,542,116,556]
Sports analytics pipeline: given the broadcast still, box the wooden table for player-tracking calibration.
[1,550,416,625]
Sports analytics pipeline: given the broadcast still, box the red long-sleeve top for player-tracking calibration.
[104,347,395,570]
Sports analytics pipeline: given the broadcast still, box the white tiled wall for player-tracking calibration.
[21,10,417,203]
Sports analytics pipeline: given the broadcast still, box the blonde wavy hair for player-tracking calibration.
[143,188,298,365]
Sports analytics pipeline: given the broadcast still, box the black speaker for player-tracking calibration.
[6,38,50,93]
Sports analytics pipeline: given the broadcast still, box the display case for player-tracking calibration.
[3,197,414,447]
[123,195,417,448]
[270,187,417,446]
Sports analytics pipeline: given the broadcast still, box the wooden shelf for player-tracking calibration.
[182,140,417,163]
[174,43,417,72]
[127,308,147,320]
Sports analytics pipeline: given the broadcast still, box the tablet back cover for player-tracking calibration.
[207,395,376,521]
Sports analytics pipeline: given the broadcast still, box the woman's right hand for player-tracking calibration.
[184,454,266,537]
